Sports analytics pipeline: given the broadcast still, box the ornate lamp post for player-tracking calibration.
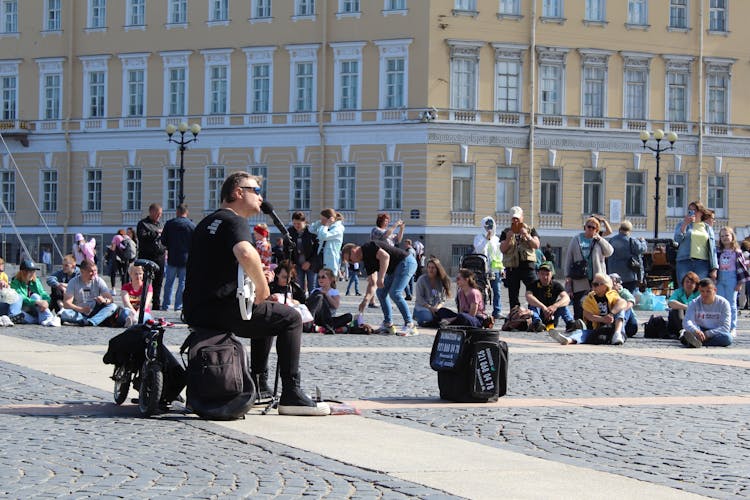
[165,122,201,206]
[640,129,678,239]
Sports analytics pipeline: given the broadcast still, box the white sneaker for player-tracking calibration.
[548,329,572,345]
[397,323,419,337]
[124,315,135,328]
[730,328,737,338]
[278,401,331,416]
[682,329,703,348]
[49,316,61,327]
[611,331,625,346]
[0,315,11,327]
[376,322,396,335]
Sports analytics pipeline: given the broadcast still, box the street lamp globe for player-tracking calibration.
[178,122,189,133]
[190,123,201,136]
[666,131,678,143]
[165,124,177,136]
[639,130,650,142]
[654,129,665,140]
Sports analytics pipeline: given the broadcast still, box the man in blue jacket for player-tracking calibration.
[160,203,196,311]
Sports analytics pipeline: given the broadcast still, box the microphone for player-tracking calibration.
[260,201,292,243]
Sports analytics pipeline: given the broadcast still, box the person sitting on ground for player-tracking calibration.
[666,272,700,339]
[269,260,314,330]
[412,257,452,327]
[59,259,118,326]
[46,254,80,313]
[0,257,24,324]
[119,263,153,327]
[343,240,418,336]
[549,273,627,345]
[305,268,352,334]
[681,277,733,348]
[609,273,638,337]
[10,259,60,327]
[524,261,579,333]
[436,268,490,328]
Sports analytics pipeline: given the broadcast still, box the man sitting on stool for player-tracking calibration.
[681,277,733,348]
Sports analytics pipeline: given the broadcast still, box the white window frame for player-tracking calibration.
[707,174,726,217]
[537,46,568,117]
[705,58,732,125]
[452,164,474,212]
[36,57,63,121]
[1,0,17,33]
[622,52,652,120]
[375,39,411,113]
[663,55,693,124]
[87,0,107,29]
[584,0,605,22]
[579,49,610,119]
[583,169,604,215]
[669,0,688,29]
[666,172,687,217]
[0,59,19,121]
[331,42,365,114]
[243,46,275,114]
[80,55,110,120]
[249,165,267,198]
[625,170,646,216]
[447,40,483,111]
[160,50,191,118]
[251,0,271,19]
[0,168,15,213]
[709,0,726,32]
[85,168,102,212]
[205,165,225,211]
[126,0,145,27]
[384,0,407,13]
[163,166,180,211]
[627,0,648,26]
[492,43,524,113]
[496,166,519,213]
[499,0,520,16]
[201,49,232,116]
[209,0,229,23]
[124,167,142,212]
[542,0,563,19]
[168,0,187,25]
[381,162,402,211]
[336,163,356,211]
[119,53,148,118]
[44,0,61,32]
[295,0,315,18]
[339,0,360,14]
[287,44,319,114]
[291,164,311,211]
[41,168,58,213]
[454,0,476,12]
[540,168,561,214]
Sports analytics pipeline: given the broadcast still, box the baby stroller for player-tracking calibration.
[102,259,185,417]
[459,253,493,306]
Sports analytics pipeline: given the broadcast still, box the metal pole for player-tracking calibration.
[654,140,661,239]
[178,141,186,206]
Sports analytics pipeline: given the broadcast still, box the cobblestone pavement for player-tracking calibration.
[1,289,749,498]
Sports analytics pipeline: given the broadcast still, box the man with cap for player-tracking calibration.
[500,206,541,309]
[525,261,580,333]
[610,273,638,337]
[9,259,59,326]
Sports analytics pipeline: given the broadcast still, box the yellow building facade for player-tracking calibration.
[1,0,749,268]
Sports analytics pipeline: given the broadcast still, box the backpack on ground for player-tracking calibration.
[179,327,255,420]
[117,238,137,261]
[644,314,669,339]
[501,305,533,331]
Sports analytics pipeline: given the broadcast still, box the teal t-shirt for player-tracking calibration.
[668,287,699,305]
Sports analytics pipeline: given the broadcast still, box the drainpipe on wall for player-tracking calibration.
[318,0,328,211]
[528,0,537,227]
[63,0,75,239]
[697,0,705,200]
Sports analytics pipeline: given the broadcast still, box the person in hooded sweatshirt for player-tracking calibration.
[473,216,504,320]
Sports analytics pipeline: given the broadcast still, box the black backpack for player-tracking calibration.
[180,327,255,420]
[117,238,137,261]
[644,315,669,339]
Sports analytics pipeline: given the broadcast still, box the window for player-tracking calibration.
[386,0,406,10]
[2,0,17,33]
[454,0,476,11]
[499,0,520,16]
[168,67,186,116]
[43,73,61,120]
[125,168,141,211]
[206,165,225,210]
[663,71,687,122]
[1,170,14,212]
[164,167,179,210]
[669,0,687,29]
[540,168,560,213]
[625,171,645,216]
[45,0,61,31]
[540,64,561,114]
[582,65,605,118]
[249,165,267,198]
[707,73,728,124]
[496,60,520,112]
[296,0,315,16]
[382,163,402,210]
[585,0,605,22]
[86,169,102,212]
[667,173,686,216]
[624,68,647,119]
[496,167,518,212]
[127,0,145,26]
[448,41,482,110]
[209,65,228,114]
[583,169,603,215]
[709,0,726,32]
[42,170,58,212]
[292,165,311,211]
[331,42,364,113]
[339,60,358,110]
[169,0,187,24]
[251,63,270,113]
[294,62,313,112]
[210,0,228,21]
[88,0,106,28]
[125,69,145,117]
[452,164,474,212]
[627,0,647,25]
[87,71,105,118]
[336,164,356,211]
[542,0,562,18]
[341,0,359,13]
[707,175,726,217]
[385,58,405,108]
[451,244,474,269]
[376,39,411,113]
[252,0,271,18]
[0,75,16,120]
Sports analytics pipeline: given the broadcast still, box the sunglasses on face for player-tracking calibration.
[585,225,598,230]
[239,186,262,195]
[591,281,605,286]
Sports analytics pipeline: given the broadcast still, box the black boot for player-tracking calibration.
[278,375,330,416]
[252,370,273,402]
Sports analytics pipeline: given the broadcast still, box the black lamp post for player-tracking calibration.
[165,121,201,206]
[640,129,678,239]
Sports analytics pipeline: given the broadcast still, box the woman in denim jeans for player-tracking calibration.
[674,200,718,285]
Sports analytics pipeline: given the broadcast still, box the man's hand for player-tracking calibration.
[301,261,310,271]
[693,329,707,342]
[376,277,385,288]
[36,300,49,311]
[599,313,614,324]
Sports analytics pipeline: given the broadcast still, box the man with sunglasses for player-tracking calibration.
[183,171,330,416]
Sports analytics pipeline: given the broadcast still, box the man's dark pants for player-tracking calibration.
[504,264,537,308]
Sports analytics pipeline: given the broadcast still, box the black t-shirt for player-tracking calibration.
[183,208,253,327]
[529,279,565,307]
[361,240,408,276]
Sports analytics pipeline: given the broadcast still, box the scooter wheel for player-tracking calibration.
[113,365,132,405]
[138,361,163,417]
